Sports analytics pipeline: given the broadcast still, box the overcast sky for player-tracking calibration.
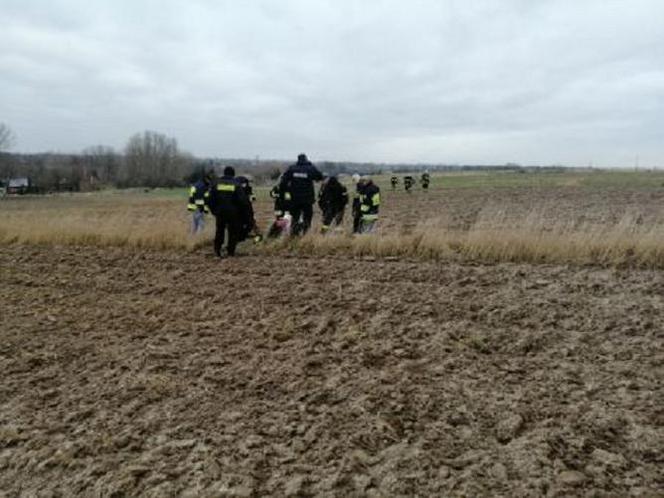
[1,0,663,166]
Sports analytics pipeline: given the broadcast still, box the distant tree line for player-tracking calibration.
[0,129,199,192]
[0,121,594,193]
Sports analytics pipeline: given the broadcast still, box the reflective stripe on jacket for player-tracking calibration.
[359,182,380,221]
[188,181,209,213]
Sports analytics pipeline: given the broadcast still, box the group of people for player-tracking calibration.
[187,166,260,257]
[391,172,430,191]
[187,154,382,258]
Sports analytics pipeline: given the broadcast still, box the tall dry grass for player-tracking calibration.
[2,193,664,268]
[290,209,664,268]
[0,194,211,251]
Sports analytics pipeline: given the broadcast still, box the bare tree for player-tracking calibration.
[82,145,120,184]
[0,123,15,152]
[123,131,188,187]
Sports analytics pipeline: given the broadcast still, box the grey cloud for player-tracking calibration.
[1,0,663,165]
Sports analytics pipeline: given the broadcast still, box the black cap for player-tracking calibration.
[297,153,308,162]
[223,166,235,177]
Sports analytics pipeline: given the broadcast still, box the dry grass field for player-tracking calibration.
[3,170,664,267]
[1,170,664,496]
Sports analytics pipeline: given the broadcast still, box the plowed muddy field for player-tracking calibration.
[1,245,662,496]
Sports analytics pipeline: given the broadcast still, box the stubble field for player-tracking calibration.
[1,170,664,496]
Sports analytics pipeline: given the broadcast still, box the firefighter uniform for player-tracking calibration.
[421,172,430,190]
[206,169,251,257]
[355,178,380,233]
[187,179,210,234]
[318,176,348,232]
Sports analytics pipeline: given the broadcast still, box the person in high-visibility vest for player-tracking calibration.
[355,176,381,234]
[187,175,211,234]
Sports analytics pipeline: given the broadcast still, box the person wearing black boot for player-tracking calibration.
[206,166,251,258]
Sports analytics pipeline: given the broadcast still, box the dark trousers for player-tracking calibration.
[322,206,344,227]
[290,202,313,235]
[352,199,361,233]
[214,211,241,256]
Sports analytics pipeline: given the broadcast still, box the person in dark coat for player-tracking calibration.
[205,166,251,258]
[351,173,362,234]
[318,176,348,233]
[235,175,261,242]
[279,153,323,235]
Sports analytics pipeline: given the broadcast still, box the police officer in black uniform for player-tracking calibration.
[206,166,251,258]
[279,153,324,235]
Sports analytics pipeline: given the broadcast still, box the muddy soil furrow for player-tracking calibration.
[1,246,662,496]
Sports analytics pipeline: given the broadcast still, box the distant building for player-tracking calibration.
[7,177,30,195]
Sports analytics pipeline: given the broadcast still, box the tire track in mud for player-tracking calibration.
[1,245,663,496]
